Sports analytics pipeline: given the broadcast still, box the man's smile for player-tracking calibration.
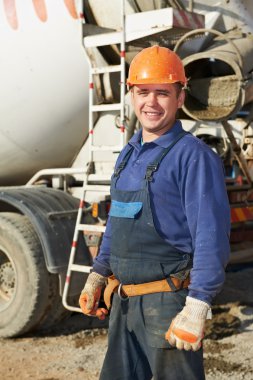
[143,111,163,117]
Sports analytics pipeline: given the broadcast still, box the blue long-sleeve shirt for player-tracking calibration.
[93,121,231,304]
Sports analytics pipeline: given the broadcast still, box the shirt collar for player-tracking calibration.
[128,120,184,149]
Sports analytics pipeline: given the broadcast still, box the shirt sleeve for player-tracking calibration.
[92,144,132,277]
[92,217,113,277]
[180,148,231,304]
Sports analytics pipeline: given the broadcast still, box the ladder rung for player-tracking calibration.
[82,184,110,191]
[87,174,112,183]
[90,145,122,152]
[91,65,122,74]
[84,31,122,47]
[78,224,106,233]
[91,104,121,112]
[87,174,111,180]
[69,264,92,273]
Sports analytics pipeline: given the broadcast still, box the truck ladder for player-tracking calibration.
[62,0,127,312]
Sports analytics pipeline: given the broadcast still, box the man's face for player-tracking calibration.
[131,83,185,139]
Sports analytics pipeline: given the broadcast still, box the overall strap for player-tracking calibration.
[145,131,189,181]
[113,146,134,177]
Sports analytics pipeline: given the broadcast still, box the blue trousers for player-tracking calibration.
[99,290,205,380]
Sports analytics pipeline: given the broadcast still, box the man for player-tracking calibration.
[79,45,230,379]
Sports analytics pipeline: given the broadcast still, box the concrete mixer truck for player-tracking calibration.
[0,0,253,338]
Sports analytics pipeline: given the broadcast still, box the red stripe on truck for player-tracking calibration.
[32,0,47,22]
[3,0,18,30]
[64,0,78,19]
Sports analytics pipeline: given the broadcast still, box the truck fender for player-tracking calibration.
[0,187,92,289]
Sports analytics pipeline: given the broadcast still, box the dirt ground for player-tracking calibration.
[1,266,253,380]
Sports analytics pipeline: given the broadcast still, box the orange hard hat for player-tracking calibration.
[127,45,187,86]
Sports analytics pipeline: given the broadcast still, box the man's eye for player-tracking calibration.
[158,92,169,96]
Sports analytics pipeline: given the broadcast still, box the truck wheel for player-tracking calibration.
[0,212,68,337]
[37,272,70,332]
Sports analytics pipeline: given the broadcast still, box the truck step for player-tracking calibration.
[84,8,204,48]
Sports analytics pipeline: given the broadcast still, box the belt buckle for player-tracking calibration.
[118,284,129,301]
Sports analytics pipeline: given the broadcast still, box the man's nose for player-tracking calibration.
[146,92,157,105]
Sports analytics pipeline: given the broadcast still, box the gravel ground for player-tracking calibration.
[1,266,253,380]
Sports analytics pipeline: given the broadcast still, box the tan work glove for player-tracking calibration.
[165,296,211,351]
[79,272,108,320]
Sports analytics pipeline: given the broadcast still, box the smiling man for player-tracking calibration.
[79,45,231,380]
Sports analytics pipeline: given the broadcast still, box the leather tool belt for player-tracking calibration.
[103,275,190,309]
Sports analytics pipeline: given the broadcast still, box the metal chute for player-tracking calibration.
[175,29,253,121]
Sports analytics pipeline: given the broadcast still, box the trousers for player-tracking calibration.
[99,290,205,380]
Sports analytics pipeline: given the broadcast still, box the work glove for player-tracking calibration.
[165,296,211,351]
[79,272,108,320]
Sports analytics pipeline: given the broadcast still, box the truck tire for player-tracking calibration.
[0,212,68,337]
[37,273,70,332]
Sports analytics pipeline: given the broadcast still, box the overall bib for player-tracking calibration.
[100,133,205,380]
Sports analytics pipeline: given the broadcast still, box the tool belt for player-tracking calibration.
[104,275,190,309]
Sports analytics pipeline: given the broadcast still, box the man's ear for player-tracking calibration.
[130,87,134,106]
[177,89,185,109]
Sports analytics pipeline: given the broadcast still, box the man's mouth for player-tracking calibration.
[144,111,162,116]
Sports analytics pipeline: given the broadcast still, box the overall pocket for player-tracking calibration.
[142,289,188,348]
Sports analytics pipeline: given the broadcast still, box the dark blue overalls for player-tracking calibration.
[100,132,206,380]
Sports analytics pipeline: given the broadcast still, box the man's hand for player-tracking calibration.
[165,296,211,351]
[79,272,108,320]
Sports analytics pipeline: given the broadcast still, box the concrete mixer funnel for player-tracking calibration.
[183,54,243,121]
[174,29,253,122]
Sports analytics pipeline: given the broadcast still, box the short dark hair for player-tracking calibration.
[174,83,184,97]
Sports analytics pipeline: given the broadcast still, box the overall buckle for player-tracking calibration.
[118,283,129,301]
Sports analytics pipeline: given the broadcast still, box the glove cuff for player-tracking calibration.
[81,271,107,294]
[184,296,211,319]
[89,271,107,286]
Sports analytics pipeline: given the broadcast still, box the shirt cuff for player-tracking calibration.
[92,260,113,278]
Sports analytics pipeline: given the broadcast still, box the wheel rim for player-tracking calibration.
[0,248,16,310]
